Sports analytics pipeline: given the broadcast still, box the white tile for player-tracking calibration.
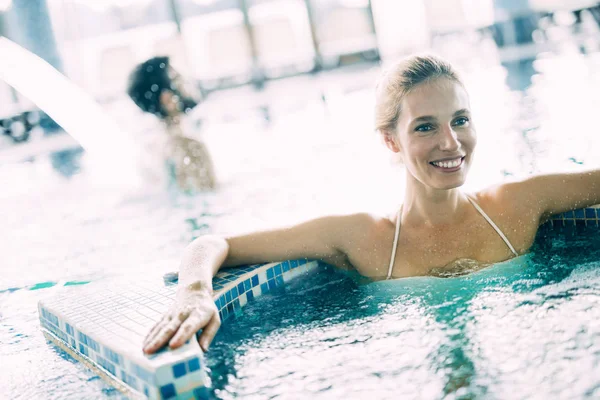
[239,293,247,307]
[257,270,267,284]
[155,365,175,387]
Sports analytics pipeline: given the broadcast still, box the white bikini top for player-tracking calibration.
[386,195,519,280]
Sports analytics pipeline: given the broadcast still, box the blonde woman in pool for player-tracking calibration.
[143,54,600,354]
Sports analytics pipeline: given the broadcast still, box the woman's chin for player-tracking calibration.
[429,176,467,190]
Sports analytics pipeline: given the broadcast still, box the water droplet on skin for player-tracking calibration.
[183,157,190,165]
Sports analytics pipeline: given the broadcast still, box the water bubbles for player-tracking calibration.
[151,84,159,92]
[159,62,166,69]
[144,91,153,100]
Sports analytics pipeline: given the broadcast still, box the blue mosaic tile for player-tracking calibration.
[243,279,251,292]
[78,332,100,352]
[282,262,290,272]
[79,344,88,356]
[260,283,268,294]
[103,347,123,366]
[267,268,275,280]
[275,275,284,286]
[566,219,575,226]
[552,219,564,227]
[143,386,149,397]
[274,264,282,276]
[564,210,575,219]
[232,286,239,299]
[268,279,277,291]
[575,209,585,218]
[188,357,200,372]
[246,289,254,302]
[585,208,596,218]
[225,290,232,303]
[251,275,259,287]
[172,362,187,378]
[65,323,74,336]
[237,282,245,295]
[290,260,298,269]
[233,299,240,310]
[121,370,139,390]
[41,308,60,326]
[96,356,116,376]
[576,220,586,227]
[226,303,234,315]
[160,383,177,399]
[193,387,210,400]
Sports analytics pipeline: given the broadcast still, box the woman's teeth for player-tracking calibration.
[431,158,462,169]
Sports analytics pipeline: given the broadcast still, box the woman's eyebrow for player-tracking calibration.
[410,109,470,124]
[411,115,436,123]
[453,108,470,116]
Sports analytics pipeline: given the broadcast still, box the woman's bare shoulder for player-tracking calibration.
[330,212,395,250]
[471,179,544,228]
[472,179,532,210]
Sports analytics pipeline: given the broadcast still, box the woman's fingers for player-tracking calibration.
[198,313,221,352]
[168,308,213,349]
[143,316,171,349]
[143,307,192,354]
[144,316,184,354]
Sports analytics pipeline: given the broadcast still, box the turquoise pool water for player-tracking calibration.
[210,231,600,399]
[2,39,600,398]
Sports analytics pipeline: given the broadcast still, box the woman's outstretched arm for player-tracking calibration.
[517,169,600,221]
[143,214,367,354]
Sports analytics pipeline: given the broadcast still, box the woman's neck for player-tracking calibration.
[401,177,470,227]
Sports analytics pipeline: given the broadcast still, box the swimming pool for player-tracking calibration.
[209,230,600,399]
[2,41,600,398]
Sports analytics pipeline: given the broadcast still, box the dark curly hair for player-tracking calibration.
[127,56,171,118]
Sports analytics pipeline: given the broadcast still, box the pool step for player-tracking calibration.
[38,259,319,399]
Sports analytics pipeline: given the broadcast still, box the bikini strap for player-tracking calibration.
[387,206,402,280]
[466,195,519,257]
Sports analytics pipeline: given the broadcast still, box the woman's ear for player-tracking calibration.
[381,130,401,153]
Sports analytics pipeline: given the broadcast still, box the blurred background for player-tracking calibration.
[1,0,599,150]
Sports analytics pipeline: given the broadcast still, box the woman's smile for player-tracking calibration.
[429,156,466,172]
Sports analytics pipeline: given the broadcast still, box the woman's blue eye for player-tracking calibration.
[416,124,434,132]
[453,117,469,126]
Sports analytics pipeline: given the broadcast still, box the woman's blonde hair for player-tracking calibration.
[375,54,463,135]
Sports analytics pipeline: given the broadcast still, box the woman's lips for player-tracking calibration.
[429,156,465,172]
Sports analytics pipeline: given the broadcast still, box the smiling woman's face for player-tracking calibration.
[385,77,477,190]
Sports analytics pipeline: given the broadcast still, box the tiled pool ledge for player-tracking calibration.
[37,206,600,399]
[38,259,319,400]
[546,206,600,229]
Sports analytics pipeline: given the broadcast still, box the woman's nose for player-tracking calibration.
[439,125,460,151]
